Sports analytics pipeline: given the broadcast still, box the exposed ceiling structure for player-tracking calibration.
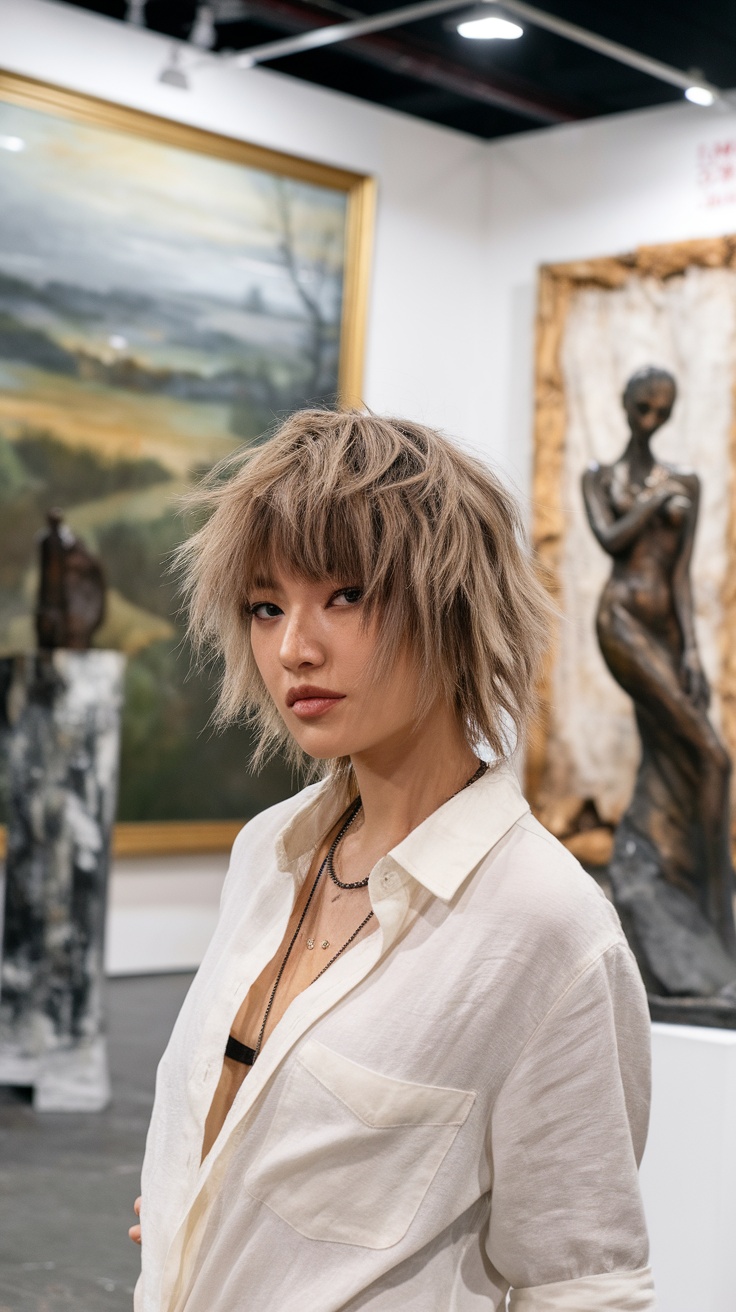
[58,0,736,140]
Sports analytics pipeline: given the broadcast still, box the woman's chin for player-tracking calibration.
[290,727,357,761]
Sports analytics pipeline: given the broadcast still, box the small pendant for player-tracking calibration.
[321,940,330,950]
[306,938,315,950]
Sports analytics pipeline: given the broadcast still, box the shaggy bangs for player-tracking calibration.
[239,476,376,607]
[177,408,552,777]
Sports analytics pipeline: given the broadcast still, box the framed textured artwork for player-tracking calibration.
[529,235,736,865]
[0,71,374,855]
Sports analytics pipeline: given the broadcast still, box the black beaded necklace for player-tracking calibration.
[225,804,370,1069]
[224,758,489,1069]
[326,796,367,888]
[328,758,489,890]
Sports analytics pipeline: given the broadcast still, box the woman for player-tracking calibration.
[132,410,653,1311]
[582,367,736,998]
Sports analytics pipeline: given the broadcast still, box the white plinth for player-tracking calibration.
[640,1023,736,1312]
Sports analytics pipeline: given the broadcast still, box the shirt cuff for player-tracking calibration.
[509,1266,654,1310]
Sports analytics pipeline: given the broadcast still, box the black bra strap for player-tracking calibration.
[225,1034,256,1067]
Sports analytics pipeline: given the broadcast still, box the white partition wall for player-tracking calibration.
[483,93,736,488]
[641,1025,736,1312]
[105,857,228,976]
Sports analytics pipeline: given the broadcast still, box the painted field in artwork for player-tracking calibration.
[0,98,349,821]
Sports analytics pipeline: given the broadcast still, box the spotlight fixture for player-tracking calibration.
[159,46,189,89]
[0,135,26,152]
[190,3,215,50]
[456,8,523,40]
[684,67,716,107]
[685,85,715,107]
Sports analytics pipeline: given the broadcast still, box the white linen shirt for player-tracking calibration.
[136,765,654,1312]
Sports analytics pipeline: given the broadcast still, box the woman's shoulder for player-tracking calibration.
[218,780,330,905]
[229,780,328,859]
[243,780,325,834]
[484,810,626,962]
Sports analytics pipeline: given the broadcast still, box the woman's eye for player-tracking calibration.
[249,602,282,620]
[332,587,363,607]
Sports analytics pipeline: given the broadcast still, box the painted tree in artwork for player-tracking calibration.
[271,177,345,402]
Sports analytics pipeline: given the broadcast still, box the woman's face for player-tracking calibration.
[247,567,422,762]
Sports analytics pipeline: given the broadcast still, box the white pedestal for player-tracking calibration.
[0,651,124,1111]
[640,1023,736,1312]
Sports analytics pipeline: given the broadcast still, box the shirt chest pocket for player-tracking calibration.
[245,1039,475,1249]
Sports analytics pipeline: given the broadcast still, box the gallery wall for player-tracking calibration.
[483,93,736,489]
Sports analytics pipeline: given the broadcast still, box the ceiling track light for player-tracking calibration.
[685,71,715,107]
[143,0,721,113]
[455,8,523,40]
[685,86,715,107]
[158,46,189,88]
[190,3,216,50]
[489,0,720,108]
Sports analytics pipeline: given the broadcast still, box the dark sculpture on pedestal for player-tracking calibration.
[35,509,106,651]
[583,366,736,1026]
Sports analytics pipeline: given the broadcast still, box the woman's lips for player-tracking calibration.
[289,695,345,720]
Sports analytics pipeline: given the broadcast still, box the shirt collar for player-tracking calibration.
[275,777,347,876]
[388,762,529,901]
[275,763,529,900]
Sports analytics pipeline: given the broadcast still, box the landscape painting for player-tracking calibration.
[0,75,373,844]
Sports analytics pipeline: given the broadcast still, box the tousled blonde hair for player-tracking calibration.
[178,409,551,776]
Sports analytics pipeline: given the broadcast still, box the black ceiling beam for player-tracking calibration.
[230,0,582,123]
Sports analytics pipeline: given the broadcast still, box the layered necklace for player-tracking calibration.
[224,759,488,1069]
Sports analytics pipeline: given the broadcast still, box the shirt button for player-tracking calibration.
[382,872,398,891]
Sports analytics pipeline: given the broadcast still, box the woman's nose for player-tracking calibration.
[278,612,324,670]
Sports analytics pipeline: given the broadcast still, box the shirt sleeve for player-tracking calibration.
[487,940,653,1310]
[509,1267,654,1309]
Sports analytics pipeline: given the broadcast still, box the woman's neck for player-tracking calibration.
[345,703,479,865]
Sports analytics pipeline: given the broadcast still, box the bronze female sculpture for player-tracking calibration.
[583,366,736,1022]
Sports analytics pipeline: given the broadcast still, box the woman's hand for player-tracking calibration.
[128,1195,142,1247]
[681,648,710,709]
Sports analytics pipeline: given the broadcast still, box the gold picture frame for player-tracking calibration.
[529,235,736,864]
[0,71,375,406]
[0,71,375,857]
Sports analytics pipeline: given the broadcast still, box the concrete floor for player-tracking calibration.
[0,973,194,1312]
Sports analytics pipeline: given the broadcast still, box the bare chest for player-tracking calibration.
[200,843,374,1161]
[232,875,374,1049]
